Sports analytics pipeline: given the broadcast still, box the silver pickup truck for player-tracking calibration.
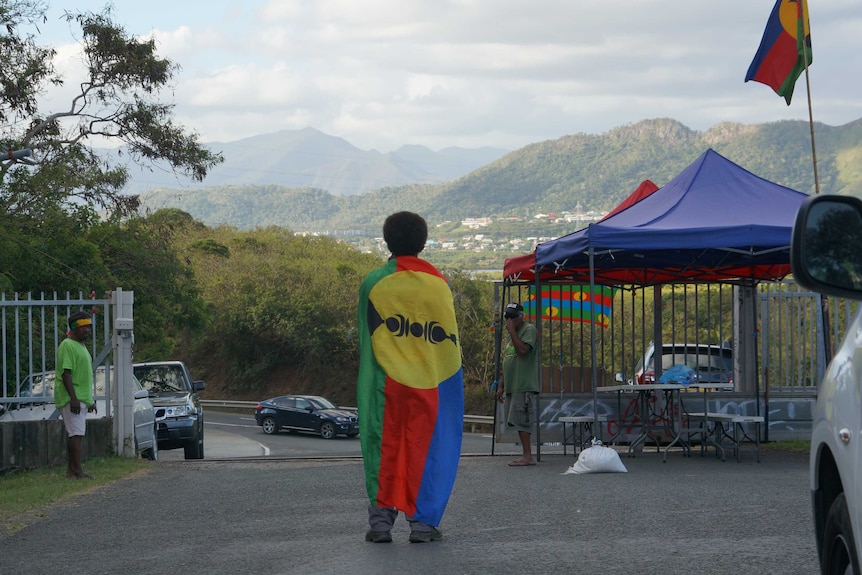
[133,361,206,459]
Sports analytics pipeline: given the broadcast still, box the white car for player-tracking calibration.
[2,367,157,460]
[791,193,862,575]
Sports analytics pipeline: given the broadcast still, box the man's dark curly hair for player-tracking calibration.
[383,211,427,256]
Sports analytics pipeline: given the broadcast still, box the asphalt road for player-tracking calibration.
[3,421,818,575]
[157,409,506,460]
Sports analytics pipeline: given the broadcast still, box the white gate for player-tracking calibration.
[0,289,136,456]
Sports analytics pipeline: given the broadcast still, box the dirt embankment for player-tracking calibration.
[188,355,358,406]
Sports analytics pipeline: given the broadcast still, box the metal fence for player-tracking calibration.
[1,292,114,411]
[4,282,859,420]
[495,279,858,395]
[758,281,858,391]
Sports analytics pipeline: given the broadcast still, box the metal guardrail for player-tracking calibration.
[201,399,259,410]
[200,400,494,428]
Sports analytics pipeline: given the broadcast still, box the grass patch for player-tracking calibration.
[762,439,810,453]
[0,456,150,537]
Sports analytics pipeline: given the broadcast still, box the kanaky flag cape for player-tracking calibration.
[357,256,464,526]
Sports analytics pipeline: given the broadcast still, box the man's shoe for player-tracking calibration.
[409,527,443,543]
[365,530,392,543]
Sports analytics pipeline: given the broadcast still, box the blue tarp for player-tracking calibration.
[533,149,809,285]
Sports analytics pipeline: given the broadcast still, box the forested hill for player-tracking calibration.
[140,117,862,233]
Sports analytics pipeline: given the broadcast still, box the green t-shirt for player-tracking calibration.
[53,337,93,409]
[501,322,538,393]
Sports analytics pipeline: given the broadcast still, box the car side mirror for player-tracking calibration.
[792,194,862,300]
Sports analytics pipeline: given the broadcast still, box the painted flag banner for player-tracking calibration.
[524,285,616,329]
[356,255,464,527]
[745,0,812,105]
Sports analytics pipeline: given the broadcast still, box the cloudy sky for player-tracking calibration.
[38,0,862,153]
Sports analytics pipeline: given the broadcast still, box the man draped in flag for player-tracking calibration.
[745,0,812,105]
[357,211,464,544]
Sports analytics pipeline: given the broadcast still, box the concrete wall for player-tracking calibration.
[0,418,114,470]
[495,392,815,445]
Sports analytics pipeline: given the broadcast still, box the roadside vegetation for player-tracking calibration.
[761,439,810,453]
[0,457,151,537]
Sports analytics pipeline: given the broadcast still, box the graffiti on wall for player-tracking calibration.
[496,393,814,444]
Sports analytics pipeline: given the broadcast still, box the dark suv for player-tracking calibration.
[133,361,205,459]
[255,394,358,439]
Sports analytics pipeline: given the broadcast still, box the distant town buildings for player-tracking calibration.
[335,206,608,262]
[461,217,493,228]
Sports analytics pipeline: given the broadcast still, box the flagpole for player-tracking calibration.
[799,1,832,373]
[800,1,820,194]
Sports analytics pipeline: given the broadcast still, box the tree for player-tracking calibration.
[168,223,382,398]
[86,210,208,359]
[0,1,222,295]
[0,1,222,223]
[445,270,496,414]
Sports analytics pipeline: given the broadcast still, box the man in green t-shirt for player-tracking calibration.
[495,302,539,466]
[54,311,96,479]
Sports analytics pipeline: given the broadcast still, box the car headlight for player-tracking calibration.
[165,404,193,417]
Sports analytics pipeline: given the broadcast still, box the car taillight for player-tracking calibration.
[641,371,655,384]
[255,403,262,411]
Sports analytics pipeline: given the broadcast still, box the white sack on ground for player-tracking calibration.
[562,440,627,474]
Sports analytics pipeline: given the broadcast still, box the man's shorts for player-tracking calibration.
[59,404,87,437]
[504,391,537,433]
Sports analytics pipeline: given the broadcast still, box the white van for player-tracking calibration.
[618,342,733,386]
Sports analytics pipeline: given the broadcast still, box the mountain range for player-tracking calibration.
[138,117,862,233]
[125,127,509,196]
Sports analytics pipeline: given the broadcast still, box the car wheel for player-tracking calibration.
[141,435,159,461]
[822,492,860,575]
[262,416,278,435]
[184,424,205,460]
[142,422,159,460]
[320,421,336,439]
[184,437,204,459]
[142,440,159,461]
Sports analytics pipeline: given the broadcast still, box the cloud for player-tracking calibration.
[33,0,862,152]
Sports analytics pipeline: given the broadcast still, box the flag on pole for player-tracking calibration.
[524,285,616,329]
[745,0,812,105]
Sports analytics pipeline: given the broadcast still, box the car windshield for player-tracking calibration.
[17,368,112,398]
[16,372,56,397]
[307,397,337,410]
[661,351,732,372]
[636,345,733,373]
[133,365,189,393]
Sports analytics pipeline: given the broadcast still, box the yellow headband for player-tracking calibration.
[71,318,92,329]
